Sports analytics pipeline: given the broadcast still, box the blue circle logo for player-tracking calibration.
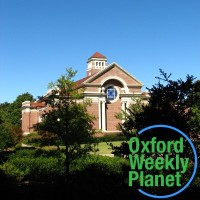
[137,124,198,199]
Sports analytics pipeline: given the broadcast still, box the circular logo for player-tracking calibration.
[135,124,198,198]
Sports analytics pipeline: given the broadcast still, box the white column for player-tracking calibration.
[121,101,125,111]
[102,100,106,131]
[121,101,126,123]
[98,100,102,130]
[22,101,31,135]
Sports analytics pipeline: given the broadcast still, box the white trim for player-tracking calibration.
[83,91,100,94]
[101,100,106,131]
[127,85,142,88]
[133,92,142,95]
[98,100,102,130]
[87,97,99,103]
[121,101,127,123]
[101,76,129,93]
[102,130,121,133]
[23,132,30,135]
[84,62,143,86]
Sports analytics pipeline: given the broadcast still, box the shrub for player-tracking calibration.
[0,162,25,181]
[69,155,134,199]
[0,149,65,183]
[71,154,130,181]
[93,133,126,143]
[21,132,64,147]
[0,126,15,151]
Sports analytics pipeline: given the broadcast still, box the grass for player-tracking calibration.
[94,141,122,154]
[40,141,122,155]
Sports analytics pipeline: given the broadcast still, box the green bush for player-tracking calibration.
[0,149,65,183]
[70,155,130,189]
[93,133,126,143]
[1,149,129,183]
[21,132,41,146]
[71,154,130,179]
[21,132,64,147]
[0,162,25,181]
[0,126,15,151]
[69,155,134,199]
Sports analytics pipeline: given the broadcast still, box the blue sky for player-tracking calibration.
[0,0,200,103]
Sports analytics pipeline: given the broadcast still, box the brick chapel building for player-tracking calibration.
[22,52,149,135]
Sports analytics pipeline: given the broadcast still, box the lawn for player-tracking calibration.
[41,141,122,155]
[94,141,122,154]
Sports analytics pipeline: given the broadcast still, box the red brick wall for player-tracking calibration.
[87,102,99,129]
[91,66,142,86]
[87,68,100,76]
[22,112,30,133]
[22,64,143,134]
[106,99,121,131]
[85,87,100,92]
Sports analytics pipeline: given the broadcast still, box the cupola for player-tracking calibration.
[86,52,107,76]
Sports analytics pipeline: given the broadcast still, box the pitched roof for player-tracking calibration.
[84,62,143,86]
[88,52,107,60]
[75,73,96,88]
[31,102,45,108]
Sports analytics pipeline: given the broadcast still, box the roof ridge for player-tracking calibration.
[88,52,107,60]
[84,62,143,86]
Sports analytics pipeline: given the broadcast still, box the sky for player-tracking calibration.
[0,0,200,103]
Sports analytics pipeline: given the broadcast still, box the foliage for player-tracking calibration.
[71,154,129,175]
[0,149,199,199]
[0,149,129,184]
[115,97,144,138]
[0,149,65,183]
[34,68,96,178]
[113,69,200,156]
[0,124,23,151]
[9,92,34,127]
[0,162,25,182]
[0,92,33,150]
[0,92,34,128]
[93,133,126,143]
[0,126,15,151]
[123,69,199,137]
[187,80,200,135]
[21,132,64,147]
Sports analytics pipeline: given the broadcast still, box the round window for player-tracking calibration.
[106,86,117,101]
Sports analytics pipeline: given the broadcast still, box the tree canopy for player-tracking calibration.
[35,68,96,179]
[115,69,200,156]
[0,92,34,150]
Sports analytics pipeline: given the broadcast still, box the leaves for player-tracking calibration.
[34,67,96,177]
[118,69,199,142]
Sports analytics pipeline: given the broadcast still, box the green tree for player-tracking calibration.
[0,102,10,126]
[114,69,199,156]
[35,68,96,180]
[9,92,34,127]
[0,93,33,127]
[187,80,200,136]
[0,125,15,152]
[0,93,34,149]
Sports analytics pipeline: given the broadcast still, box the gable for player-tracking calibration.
[85,63,143,87]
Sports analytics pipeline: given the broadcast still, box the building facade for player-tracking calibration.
[22,52,149,134]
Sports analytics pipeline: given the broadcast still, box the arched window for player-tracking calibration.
[106,86,117,101]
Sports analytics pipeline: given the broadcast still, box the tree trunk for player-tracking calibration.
[65,143,70,184]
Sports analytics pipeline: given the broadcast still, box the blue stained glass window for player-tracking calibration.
[106,86,117,101]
